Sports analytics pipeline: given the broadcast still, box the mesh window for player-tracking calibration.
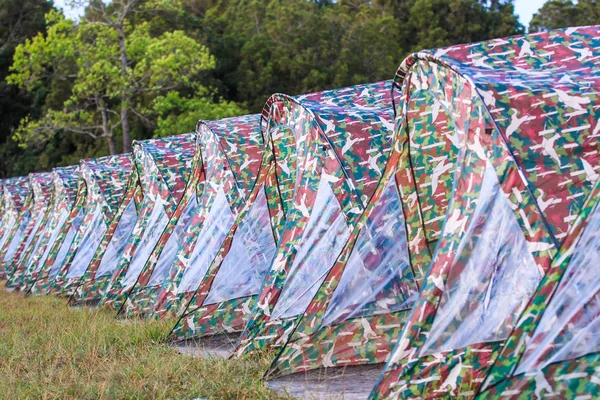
[516,200,600,374]
[420,164,541,356]
[322,177,417,327]
[204,186,276,305]
[49,208,85,277]
[34,210,69,272]
[177,187,236,294]
[147,193,198,287]
[121,199,169,289]
[96,199,138,278]
[65,205,108,279]
[271,178,351,320]
[3,210,32,262]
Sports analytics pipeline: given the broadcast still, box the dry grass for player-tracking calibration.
[0,285,285,399]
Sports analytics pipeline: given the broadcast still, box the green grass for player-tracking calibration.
[0,286,286,399]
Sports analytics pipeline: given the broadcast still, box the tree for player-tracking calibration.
[8,3,220,154]
[0,0,54,178]
[530,0,600,32]
[529,0,578,32]
[406,0,523,51]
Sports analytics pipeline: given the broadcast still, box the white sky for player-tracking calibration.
[53,0,550,32]
[514,0,548,29]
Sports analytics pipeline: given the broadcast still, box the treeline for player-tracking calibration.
[0,0,589,177]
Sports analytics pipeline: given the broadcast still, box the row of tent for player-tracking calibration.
[1,26,600,399]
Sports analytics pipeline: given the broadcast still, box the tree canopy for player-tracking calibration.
[0,0,582,178]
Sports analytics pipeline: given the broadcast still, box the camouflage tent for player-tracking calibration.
[119,114,267,321]
[480,180,600,398]
[160,116,277,343]
[226,81,394,357]
[30,155,132,296]
[8,166,80,292]
[0,177,31,274]
[371,26,600,399]
[1,173,53,281]
[98,134,196,311]
[261,108,425,381]
[66,155,140,304]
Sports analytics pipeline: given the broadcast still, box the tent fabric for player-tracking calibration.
[1,173,53,281]
[479,180,600,397]
[226,81,394,357]
[150,116,276,342]
[371,26,600,399]
[11,166,80,293]
[70,176,140,304]
[0,176,31,269]
[98,134,196,311]
[147,116,264,318]
[120,114,265,320]
[29,154,132,296]
[261,115,423,378]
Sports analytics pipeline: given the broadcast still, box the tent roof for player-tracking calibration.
[1,176,30,211]
[263,81,394,202]
[199,114,263,197]
[28,173,54,205]
[135,134,196,202]
[394,25,600,243]
[81,154,132,215]
[52,165,80,207]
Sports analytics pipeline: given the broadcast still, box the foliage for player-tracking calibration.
[152,90,247,137]
[0,0,55,178]
[8,4,220,154]
[530,0,600,32]
[0,0,541,177]
[0,286,285,399]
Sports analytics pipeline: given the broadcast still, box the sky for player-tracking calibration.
[514,0,548,29]
[55,0,548,29]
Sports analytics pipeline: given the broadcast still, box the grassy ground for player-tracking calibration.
[0,286,286,399]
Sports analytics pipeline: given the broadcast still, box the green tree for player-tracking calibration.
[530,0,600,32]
[0,0,55,178]
[530,0,579,32]
[8,3,226,154]
[407,0,523,51]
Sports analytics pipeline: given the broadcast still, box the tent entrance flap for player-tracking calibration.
[147,192,198,287]
[34,210,69,272]
[177,186,236,294]
[322,176,418,327]
[49,208,85,277]
[3,211,31,262]
[66,205,108,279]
[271,178,351,320]
[516,200,600,374]
[122,199,169,289]
[22,214,55,270]
[204,186,277,305]
[96,198,138,278]
[0,215,17,250]
[16,212,46,264]
[420,164,541,357]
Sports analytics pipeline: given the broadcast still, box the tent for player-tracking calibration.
[1,173,53,282]
[260,106,432,381]
[371,26,600,399]
[66,154,141,304]
[97,134,196,311]
[118,114,266,320]
[30,154,132,296]
[208,81,394,358]
[479,180,600,398]
[0,177,31,277]
[9,166,80,292]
